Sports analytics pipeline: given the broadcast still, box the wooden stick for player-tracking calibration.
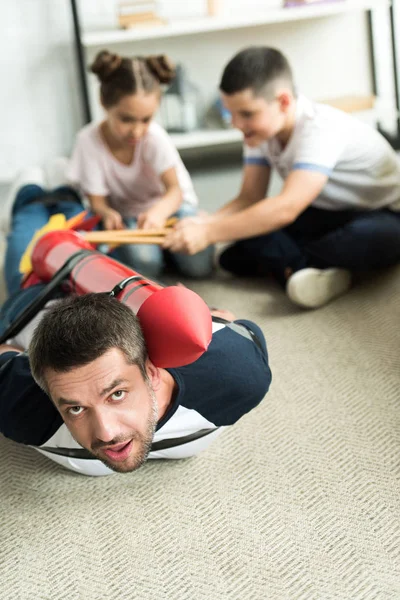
[165,216,178,227]
[85,233,165,246]
[84,228,167,240]
[83,217,177,248]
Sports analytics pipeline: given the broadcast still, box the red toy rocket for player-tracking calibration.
[25,229,212,368]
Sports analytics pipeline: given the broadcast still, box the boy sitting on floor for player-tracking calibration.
[164,46,400,308]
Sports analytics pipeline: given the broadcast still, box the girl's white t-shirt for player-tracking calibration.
[67,121,198,218]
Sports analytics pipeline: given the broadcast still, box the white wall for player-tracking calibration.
[0,0,397,183]
[0,0,82,182]
[87,12,375,125]
[78,0,284,29]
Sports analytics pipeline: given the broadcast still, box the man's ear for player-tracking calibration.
[145,359,161,390]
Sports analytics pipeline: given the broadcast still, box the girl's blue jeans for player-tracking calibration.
[5,186,214,297]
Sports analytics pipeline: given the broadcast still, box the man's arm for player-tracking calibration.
[176,283,236,322]
[163,169,327,254]
[209,308,236,322]
[0,344,23,356]
[0,351,60,445]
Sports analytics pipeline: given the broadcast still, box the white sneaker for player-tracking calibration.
[286,267,352,309]
[0,166,47,234]
[44,156,69,189]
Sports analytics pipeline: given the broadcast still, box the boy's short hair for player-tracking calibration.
[220,46,295,100]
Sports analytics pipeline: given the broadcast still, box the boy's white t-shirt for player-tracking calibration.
[244,95,400,212]
[67,121,198,218]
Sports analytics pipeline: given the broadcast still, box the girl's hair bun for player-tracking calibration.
[90,50,122,81]
[145,55,176,84]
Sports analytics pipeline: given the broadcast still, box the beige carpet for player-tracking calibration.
[0,251,399,599]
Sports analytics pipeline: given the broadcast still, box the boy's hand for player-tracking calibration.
[137,206,169,230]
[100,208,124,230]
[163,220,212,254]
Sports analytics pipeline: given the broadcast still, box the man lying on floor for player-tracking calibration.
[0,175,271,476]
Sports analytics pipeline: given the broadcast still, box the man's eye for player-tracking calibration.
[111,390,126,401]
[68,406,84,416]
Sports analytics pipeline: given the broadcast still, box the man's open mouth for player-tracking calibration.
[102,440,133,462]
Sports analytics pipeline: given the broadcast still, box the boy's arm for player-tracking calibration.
[137,167,182,229]
[164,169,327,254]
[214,164,271,218]
[209,169,328,243]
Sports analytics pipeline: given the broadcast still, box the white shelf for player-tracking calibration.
[170,128,242,150]
[169,98,380,150]
[83,0,386,47]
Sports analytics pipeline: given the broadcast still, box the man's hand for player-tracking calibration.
[100,208,124,231]
[176,283,235,321]
[210,308,236,322]
[163,219,213,255]
[0,343,24,356]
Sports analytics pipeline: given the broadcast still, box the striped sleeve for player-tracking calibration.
[291,116,347,176]
[243,143,271,167]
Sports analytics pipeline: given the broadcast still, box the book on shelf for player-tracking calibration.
[284,0,345,7]
[118,0,156,13]
[117,1,165,29]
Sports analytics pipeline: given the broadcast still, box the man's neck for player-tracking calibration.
[156,368,178,421]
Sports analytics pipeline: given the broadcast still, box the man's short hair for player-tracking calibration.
[29,293,148,393]
[219,46,295,100]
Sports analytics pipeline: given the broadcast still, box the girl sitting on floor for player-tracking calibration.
[67,50,213,279]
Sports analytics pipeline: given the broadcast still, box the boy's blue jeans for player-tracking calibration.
[219,206,400,287]
[5,185,84,296]
[110,204,214,279]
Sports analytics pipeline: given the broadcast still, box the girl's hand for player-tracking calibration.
[100,208,124,230]
[137,207,169,230]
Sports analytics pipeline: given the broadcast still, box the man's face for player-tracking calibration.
[46,349,159,473]
[221,88,287,147]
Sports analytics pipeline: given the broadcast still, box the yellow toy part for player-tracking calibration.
[65,210,88,229]
[19,213,67,275]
